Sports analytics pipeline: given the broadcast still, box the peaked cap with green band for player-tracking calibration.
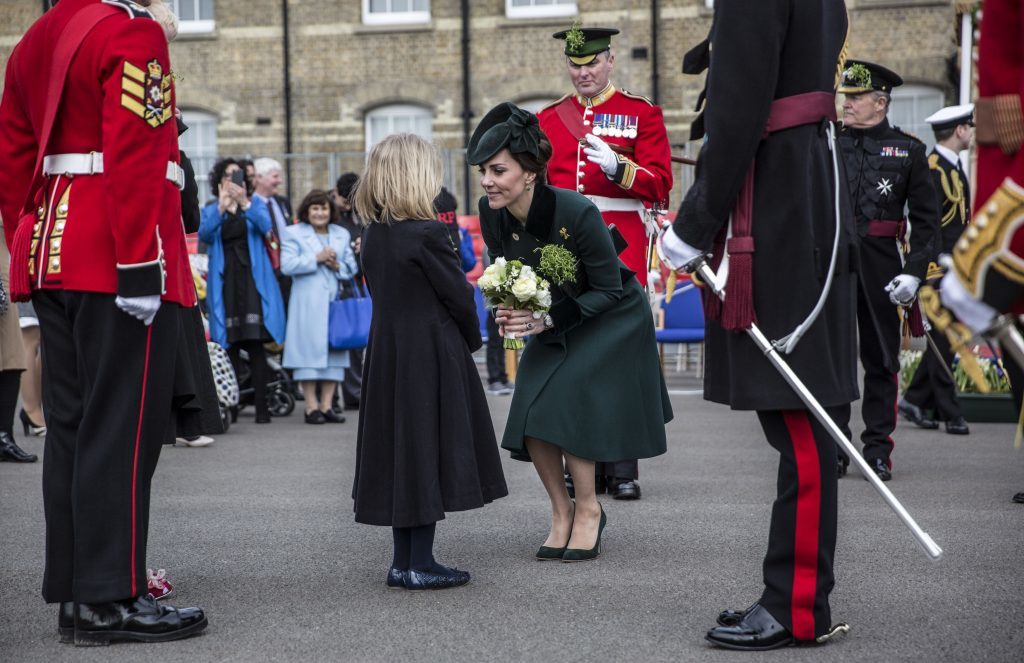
[466,102,544,166]
[552,26,619,65]
[838,59,904,94]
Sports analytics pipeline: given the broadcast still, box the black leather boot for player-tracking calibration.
[74,594,207,646]
[0,431,37,463]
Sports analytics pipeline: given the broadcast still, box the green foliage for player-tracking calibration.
[536,244,578,286]
[899,349,1012,395]
[846,63,872,88]
[565,21,586,53]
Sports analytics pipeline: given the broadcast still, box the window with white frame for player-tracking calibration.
[889,84,945,151]
[516,98,558,114]
[169,0,215,35]
[506,0,577,19]
[362,0,430,25]
[179,110,219,201]
[364,105,433,150]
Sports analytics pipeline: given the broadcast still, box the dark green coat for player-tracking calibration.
[479,184,672,463]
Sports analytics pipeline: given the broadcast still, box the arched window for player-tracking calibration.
[517,98,558,114]
[506,0,577,19]
[363,0,430,25]
[889,84,945,151]
[168,0,215,35]
[178,109,219,197]
[364,104,433,150]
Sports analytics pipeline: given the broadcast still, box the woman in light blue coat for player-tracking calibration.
[282,190,358,424]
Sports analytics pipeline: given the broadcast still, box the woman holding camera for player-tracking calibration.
[469,102,671,562]
[198,158,286,424]
[351,134,507,590]
[281,190,358,424]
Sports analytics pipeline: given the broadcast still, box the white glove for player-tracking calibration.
[656,225,703,273]
[939,269,998,334]
[885,274,921,306]
[115,295,162,326]
[583,133,618,177]
[647,270,662,287]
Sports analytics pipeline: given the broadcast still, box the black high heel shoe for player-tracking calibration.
[562,507,606,562]
[20,409,46,437]
[537,508,574,560]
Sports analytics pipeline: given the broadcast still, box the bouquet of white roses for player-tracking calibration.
[478,257,552,349]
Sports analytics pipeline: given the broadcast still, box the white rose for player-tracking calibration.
[511,275,537,301]
[477,271,497,291]
[536,288,552,308]
[519,265,536,280]
[493,257,507,281]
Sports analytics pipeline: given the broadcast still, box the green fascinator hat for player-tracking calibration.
[466,102,543,166]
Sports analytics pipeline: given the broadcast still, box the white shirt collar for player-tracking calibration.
[934,144,960,168]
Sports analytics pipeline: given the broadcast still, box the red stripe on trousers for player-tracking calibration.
[783,410,820,641]
[130,326,154,596]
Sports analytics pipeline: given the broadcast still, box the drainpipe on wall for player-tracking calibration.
[650,0,659,104]
[282,0,294,193]
[460,0,472,213]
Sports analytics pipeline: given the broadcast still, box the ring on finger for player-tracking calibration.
[526,322,534,330]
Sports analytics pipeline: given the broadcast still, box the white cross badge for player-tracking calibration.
[876,178,893,197]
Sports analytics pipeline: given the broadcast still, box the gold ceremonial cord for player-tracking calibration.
[930,155,967,226]
[918,285,990,394]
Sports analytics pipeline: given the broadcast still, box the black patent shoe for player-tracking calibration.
[564,471,575,499]
[945,416,970,435]
[717,601,759,627]
[404,567,470,590]
[20,408,46,437]
[705,603,793,651]
[0,432,37,463]
[74,594,207,646]
[58,602,74,643]
[898,399,938,429]
[609,478,641,500]
[304,410,326,425]
[1012,492,1024,504]
[386,567,406,589]
[321,409,346,424]
[867,457,892,482]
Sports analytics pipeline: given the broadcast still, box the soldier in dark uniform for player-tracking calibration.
[899,104,975,436]
[835,60,941,481]
[0,0,207,645]
[658,0,855,649]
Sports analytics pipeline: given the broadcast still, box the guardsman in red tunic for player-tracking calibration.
[940,0,1024,504]
[0,0,206,645]
[538,25,673,501]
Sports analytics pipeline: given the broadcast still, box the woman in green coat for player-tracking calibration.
[468,102,672,562]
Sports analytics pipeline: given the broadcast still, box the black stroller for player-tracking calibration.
[228,346,296,422]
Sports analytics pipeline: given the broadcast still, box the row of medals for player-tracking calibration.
[591,114,639,139]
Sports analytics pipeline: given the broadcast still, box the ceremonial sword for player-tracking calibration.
[684,254,944,561]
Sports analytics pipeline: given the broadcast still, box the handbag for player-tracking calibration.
[263,231,281,271]
[328,278,372,350]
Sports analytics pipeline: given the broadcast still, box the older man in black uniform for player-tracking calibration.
[899,104,975,436]
[659,0,855,649]
[835,61,941,481]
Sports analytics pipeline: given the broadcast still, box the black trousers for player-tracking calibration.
[852,267,902,464]
[757,408,838,641]
[596,460,639,480]
[35,290,178,604]
[903,329,962,421]
[485,312,506,385]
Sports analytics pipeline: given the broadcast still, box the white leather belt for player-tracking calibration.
[585,195,646,214]
[42,152,186,191]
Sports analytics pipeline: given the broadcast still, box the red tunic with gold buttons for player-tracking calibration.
[538,84,673,287]
[0,0,194,307]
[950,0,1024,314]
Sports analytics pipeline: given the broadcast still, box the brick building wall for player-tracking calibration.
[0,0,965,206]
